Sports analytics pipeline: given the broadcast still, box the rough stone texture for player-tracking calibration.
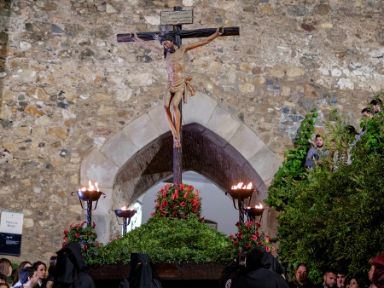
[0,0,383,262]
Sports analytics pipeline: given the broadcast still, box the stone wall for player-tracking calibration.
[0,0,383,262]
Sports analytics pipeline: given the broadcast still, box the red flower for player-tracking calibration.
[154,183,201,219]
[172,191,178,200]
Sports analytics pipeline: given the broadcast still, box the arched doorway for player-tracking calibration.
[80,93,281,242]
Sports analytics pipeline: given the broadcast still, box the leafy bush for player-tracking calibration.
[266,110,317,210]
[87,215,232,265]
[267,106,384,284]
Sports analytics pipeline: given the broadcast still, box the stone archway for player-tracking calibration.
[80,93,281,242]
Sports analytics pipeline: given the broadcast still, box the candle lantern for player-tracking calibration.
[75,180,105,227]
[227,182,255,225]
[114,206,137,236]
[245,203,265,222]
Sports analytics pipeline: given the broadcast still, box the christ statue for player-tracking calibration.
[133,28,223,148]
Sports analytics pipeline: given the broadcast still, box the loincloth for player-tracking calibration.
[168,76,196,103]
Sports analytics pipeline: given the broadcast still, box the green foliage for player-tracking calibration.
[267,104,384,285]
[266,110,318,210]
[87,215,232,265]
[353,112,384,157]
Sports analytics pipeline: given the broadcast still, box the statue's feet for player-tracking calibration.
[173,137,181,148]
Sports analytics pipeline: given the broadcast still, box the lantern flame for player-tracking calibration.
[255,203,263,209]
[79,180,99,192]
[231,182,253,190]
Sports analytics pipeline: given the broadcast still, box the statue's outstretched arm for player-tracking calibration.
[133,33,163,54]
[183,28,223,52]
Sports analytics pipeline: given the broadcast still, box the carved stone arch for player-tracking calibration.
[80,93,281,242]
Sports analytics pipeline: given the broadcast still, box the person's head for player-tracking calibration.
[369,252,384,287]
[245,247,265,272]
[13,261,32,285]
[32,261,47,280]
[19,267,38,286]
[295,263,308,284]
[370,99,382,114]
[345,125,357,136]
[160,34,176,55]
[19,267,37,284]
[336,270,346,288]
[361,107,373,118]
[323,270,337,288]
[0,258,12,277]
[347,277,360,288]
[0,273,6,284]
[315,134,324,148]
[47,256,57,281]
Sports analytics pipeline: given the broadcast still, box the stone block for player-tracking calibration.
[206,106,241,141]
[229,124,265,160]
[80,149,119,189]
[148,105,170,135]
[249,147,282,183]
[68,205,82,214]
[24,218,34,228]
[336,78,354,90]
[101,132,139,167]
[183,93,218,126]
[286,66,304,78]
[126,73,153,87]
[122,113,161,148]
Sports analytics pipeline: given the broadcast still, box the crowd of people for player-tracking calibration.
[0,258,54,288]
[305,98,382,169]
[232,249,384,288]
[288,252,384,288]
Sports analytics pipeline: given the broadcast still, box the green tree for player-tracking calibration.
[266,110,317,211]
[267,105,384,284]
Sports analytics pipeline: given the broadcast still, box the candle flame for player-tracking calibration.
[255,203,263,209]
[79,180,99,192]
[231,182,253,190]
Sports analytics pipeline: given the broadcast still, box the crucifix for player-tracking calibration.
[117,7,239,185]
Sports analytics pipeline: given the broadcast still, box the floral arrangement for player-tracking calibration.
[153,183,201,218]
[229,220,271,256]
[63,221,100,259]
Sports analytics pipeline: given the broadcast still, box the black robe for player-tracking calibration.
[53,242,96,288]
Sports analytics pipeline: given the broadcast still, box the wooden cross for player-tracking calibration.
[117,7,239,186]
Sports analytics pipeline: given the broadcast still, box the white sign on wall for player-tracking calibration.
[0,211,24,234]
